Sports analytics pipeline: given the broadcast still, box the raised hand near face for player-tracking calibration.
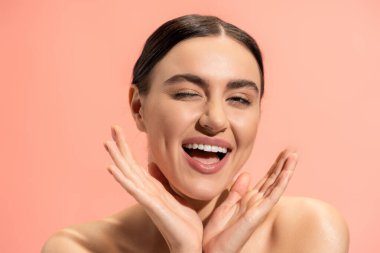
[203,150,298,253]
[104,125,203,253]
[104,125,298,253]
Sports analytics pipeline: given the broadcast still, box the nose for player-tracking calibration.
[198,99,228,134]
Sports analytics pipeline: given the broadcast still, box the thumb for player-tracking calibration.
[225,172,251,206]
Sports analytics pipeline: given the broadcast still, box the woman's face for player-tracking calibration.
[137,36,262,200]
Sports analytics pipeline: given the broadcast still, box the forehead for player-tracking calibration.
[149,36,261,88]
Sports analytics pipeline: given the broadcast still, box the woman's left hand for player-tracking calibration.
[202,150,298,253]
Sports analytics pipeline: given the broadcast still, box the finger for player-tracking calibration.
[208,155,298,253]
[259,150,291,190]
[107,164,136,193]
[263,153,297,200]
[111,125,137,166]
[107,164,164,209]
[240,188,254,204]
[231,172,251,196]
[257,149,295,193]
[203,173,251,245]
[105,135,148,181]
[246,156,296,211]
[104,140,129,173]
[240,188,261,211]
[250,149,287,192]
[249,154,297,208]
[222,172,251,208]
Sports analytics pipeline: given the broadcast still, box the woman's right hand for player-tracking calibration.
[104,125,203,253]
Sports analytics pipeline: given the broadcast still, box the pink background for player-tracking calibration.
[1,1,379,252]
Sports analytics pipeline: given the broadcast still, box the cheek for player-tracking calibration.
[143,100,202,156]
[146,102,200,135]
[232,109,260,152]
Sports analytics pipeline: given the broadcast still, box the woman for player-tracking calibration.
[42,14,349,253]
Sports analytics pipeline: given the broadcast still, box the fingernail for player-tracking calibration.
[111,126,116,139]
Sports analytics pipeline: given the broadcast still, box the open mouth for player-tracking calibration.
[182,144,229,165]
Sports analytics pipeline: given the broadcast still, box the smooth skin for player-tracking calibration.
[42,36,349,253]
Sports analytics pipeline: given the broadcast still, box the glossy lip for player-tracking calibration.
[182,136,232,174]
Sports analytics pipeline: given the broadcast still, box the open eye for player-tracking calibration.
[227,96,252,106]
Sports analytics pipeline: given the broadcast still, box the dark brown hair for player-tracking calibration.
[132,14,265,98]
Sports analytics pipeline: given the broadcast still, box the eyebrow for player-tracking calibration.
[163,73,259,93]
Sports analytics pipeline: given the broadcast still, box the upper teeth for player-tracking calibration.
[184,144,228,153]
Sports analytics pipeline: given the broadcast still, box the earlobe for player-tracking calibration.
[129,86,146,132]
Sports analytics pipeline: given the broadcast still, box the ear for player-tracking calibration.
[129,85,146,132]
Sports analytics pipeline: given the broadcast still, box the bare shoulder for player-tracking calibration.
[41,206,143,253]
[271,196,350,253]
[41,219,116,253]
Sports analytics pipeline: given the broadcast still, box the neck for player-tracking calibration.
[171,186,230,225]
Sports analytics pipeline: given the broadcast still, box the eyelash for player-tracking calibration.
[227,96,252,106]
[173,92,252,106]
[173,91,199,99]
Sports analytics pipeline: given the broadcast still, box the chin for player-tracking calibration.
[173,181,225,201]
